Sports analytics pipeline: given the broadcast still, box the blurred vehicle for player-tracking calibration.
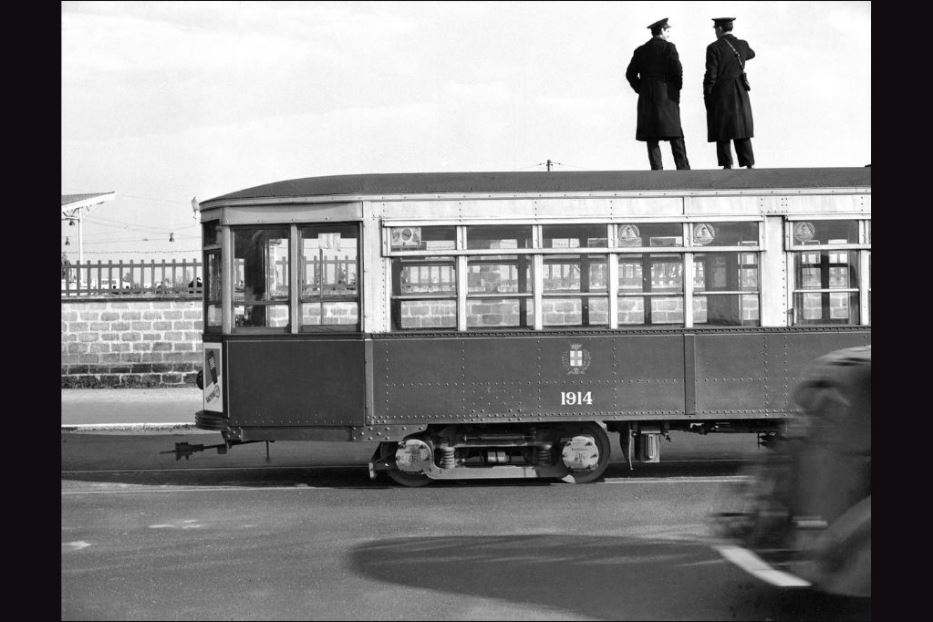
[713,345,870,597]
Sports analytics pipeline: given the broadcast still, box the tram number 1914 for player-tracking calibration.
[560,391,593,406]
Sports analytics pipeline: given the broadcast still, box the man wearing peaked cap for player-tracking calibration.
[625,17,690,170]
[703,17,756,169]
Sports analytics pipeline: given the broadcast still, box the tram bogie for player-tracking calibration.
[189,168,870,485]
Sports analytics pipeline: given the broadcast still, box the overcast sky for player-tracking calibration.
[61,1,870,260]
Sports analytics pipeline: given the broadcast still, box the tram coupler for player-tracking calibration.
[161,441,229,461]
[161,439,271,461]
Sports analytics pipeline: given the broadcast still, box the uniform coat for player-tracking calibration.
[703,34,755,142]
[625,37,685,141]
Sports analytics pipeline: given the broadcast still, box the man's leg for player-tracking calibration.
[647,140,663,170]
[670,137,690,170]
[716,141,733,168]
[735,138,755,168]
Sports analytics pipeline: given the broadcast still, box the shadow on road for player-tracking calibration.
[350,535,870,621]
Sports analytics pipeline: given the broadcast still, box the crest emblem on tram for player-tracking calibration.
[617,224,642,246]
[793,221,816,243]
[693,223,716,246]
[562,344,591,375]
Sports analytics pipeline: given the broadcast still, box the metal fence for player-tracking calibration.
[61,259,203,298]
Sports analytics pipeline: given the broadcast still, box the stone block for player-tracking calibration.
[152,342,173,352]
[100,312,120,321]
[131,321,152,331]
[153,321,173,331]
[79,333,99,342]
[122,311,142,321]
[89,343,110,354]
[121,332,142,342]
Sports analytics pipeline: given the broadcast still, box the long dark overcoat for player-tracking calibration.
[703,34,755,141]
[625,38,684,141]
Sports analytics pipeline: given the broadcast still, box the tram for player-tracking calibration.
[184,167,871,486]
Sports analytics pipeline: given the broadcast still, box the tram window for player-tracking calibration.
[791,220,858,245]
[793,249,859,325]
[693,252,760,326]
[388,226,456,252]
[232,227,290,329]
[466,225,533,250]
[202,221,220,247]
[691,221,758,247]
[300,224,360,330]
[204,250,222,331]
[542,224,609,248]
[618,254,684,325]
[391,256,457,330]
[543,254,609,327]
[466,255,532,328]
[617,223,683,247]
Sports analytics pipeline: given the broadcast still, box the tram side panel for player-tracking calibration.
[225,337,367,429]
[370,332,687,424]
[691,329,871,420]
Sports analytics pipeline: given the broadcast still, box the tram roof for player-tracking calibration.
[202,167,871,206]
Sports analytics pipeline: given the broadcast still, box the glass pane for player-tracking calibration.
[542,224,608,248]
[791,220,858,245]
[205,251,222,302]
[302,302,359,326]
[619,259,644,291]
[794,251,858,289]
[206,304,222,328]
[202,221,219,246]
[618,297,645,324]
[650,256,683,292]
[395,260,456,295]
[694,253,759,292]
[468,257,531,293]
[233,227,289,303]
[467,299,533,328]
[396,300,457,330]
[542,297,609,327]
[691,221,758,247]
[650,297,683,324]
[301,225,359,298]
[617,223,682,247]
[388,226,456,251]
[234,304,289,328]
[467,225,532,250]
[698,293,760,326]
[794,292,859,325]
[544,256,608,292]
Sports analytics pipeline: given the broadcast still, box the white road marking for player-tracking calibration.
[62,541,91,551]
[714,544,812,588]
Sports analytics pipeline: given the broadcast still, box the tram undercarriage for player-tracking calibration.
[360,420,776,486]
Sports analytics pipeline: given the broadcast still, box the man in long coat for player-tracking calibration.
[703,17,756,169]
[625,18,690,170]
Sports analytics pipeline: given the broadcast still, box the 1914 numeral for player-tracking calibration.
[560,391,593,406]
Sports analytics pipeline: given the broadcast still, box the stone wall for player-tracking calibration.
[61,299,202,388]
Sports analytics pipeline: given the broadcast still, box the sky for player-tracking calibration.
[61,0,871,262]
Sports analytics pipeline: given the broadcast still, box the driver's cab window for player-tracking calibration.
[233,227,290,330]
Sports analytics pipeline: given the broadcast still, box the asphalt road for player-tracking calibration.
[62,458,870,621]
[60,390,869,620]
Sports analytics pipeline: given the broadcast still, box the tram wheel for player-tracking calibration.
[386,469,433,487]
[558,422,611,484]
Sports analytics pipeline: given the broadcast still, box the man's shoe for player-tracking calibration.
[722,165,732,169]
